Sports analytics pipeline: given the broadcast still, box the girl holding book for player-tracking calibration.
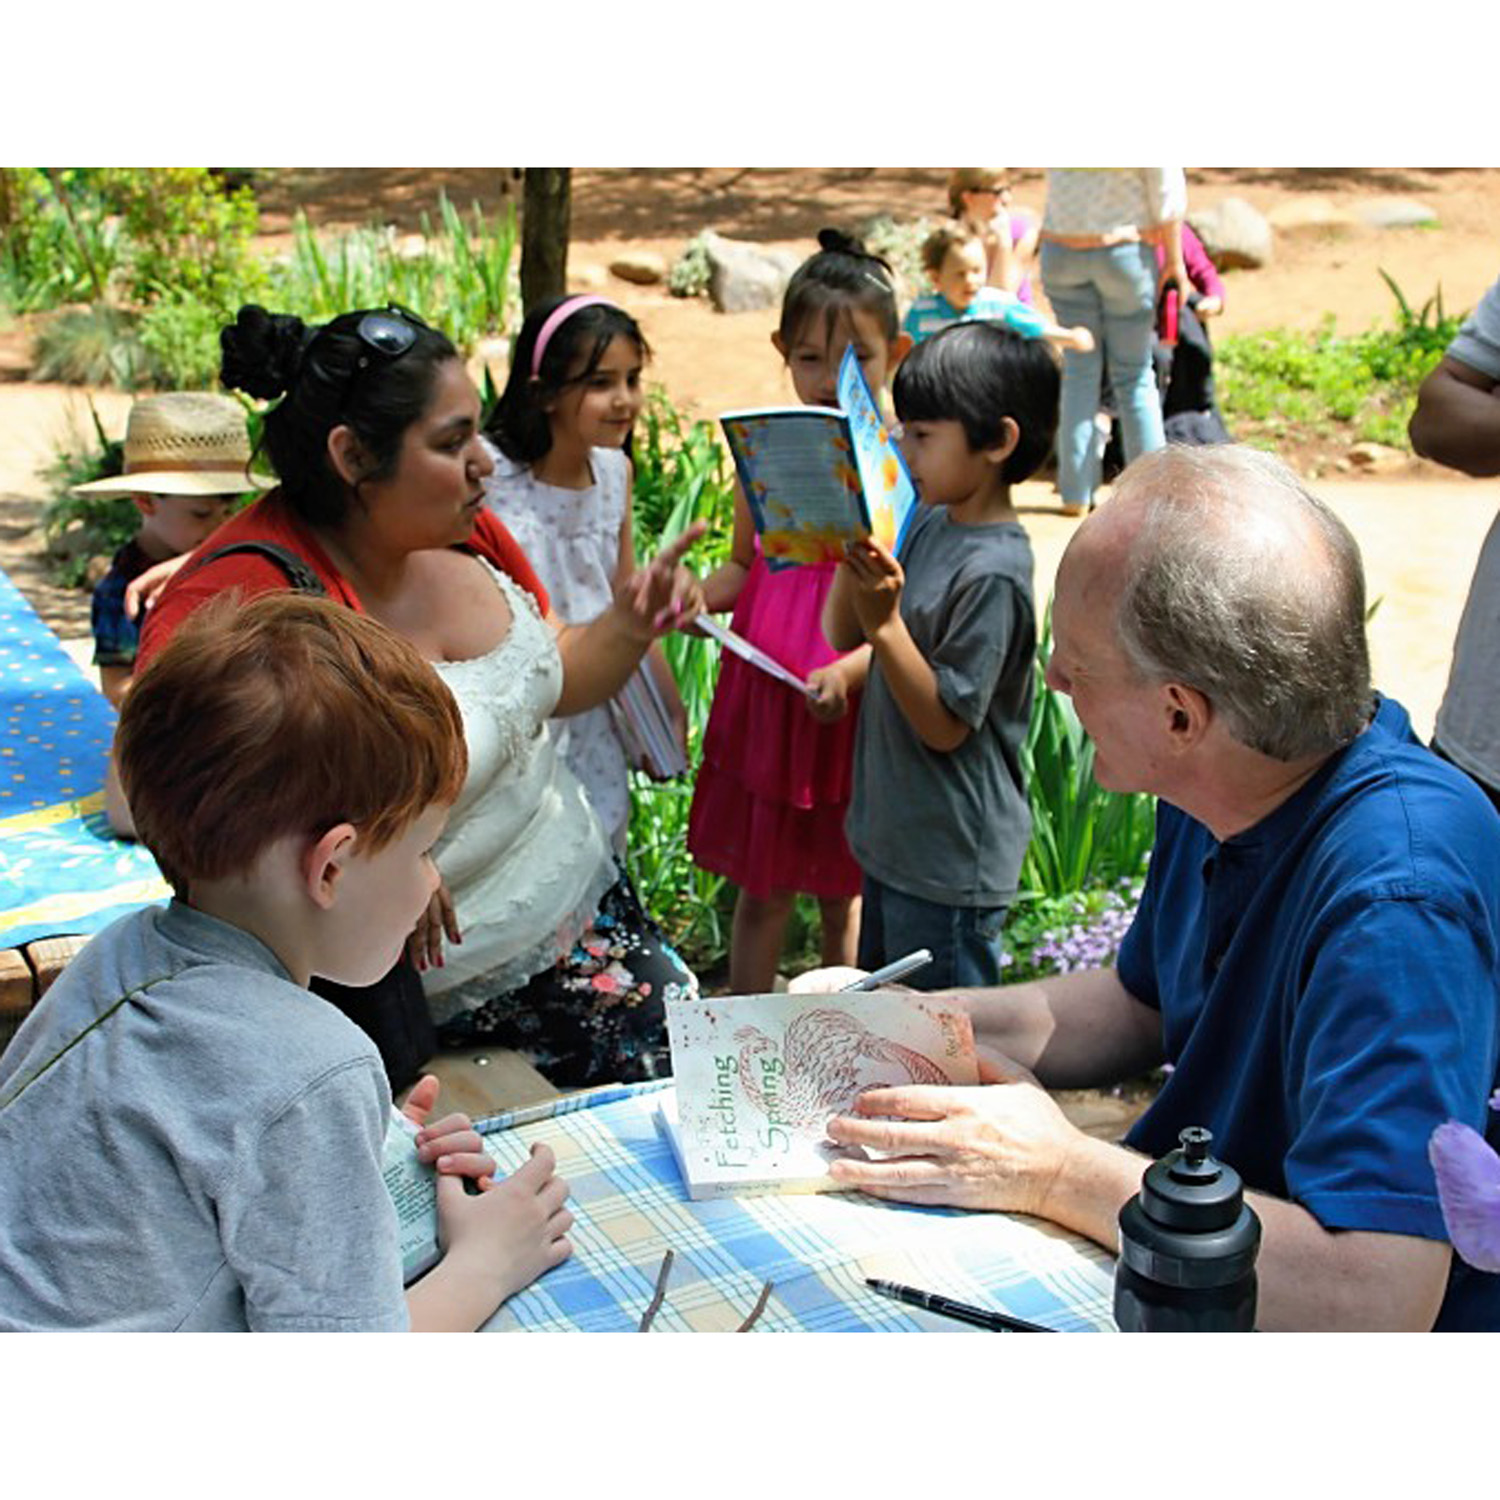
[483,294,687,856]
[689,231,912,994]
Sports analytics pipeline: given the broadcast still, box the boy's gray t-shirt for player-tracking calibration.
[846,505,1036,907]
[0,902,409,1331]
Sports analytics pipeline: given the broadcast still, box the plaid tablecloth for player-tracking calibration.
[0,569,168,949]
[475,1081,1118,1333]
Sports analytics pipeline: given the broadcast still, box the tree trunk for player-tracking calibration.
[521,168,571,315]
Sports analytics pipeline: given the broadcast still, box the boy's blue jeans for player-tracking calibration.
[857,875,1008,990]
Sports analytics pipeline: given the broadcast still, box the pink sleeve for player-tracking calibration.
[1182,225,1225,304]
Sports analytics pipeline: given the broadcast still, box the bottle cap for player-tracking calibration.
[1117,1127,1262,1290]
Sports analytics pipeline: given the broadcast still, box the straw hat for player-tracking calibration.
[72,392,274,497]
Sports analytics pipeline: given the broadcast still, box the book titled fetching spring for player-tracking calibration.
[659,990,978,1200]
[721,345,918,571]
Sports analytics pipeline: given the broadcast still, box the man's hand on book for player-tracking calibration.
[822,1053,1086,1218]
[400,1074,496,1186]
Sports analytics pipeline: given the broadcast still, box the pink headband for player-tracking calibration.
[530,295,618,379]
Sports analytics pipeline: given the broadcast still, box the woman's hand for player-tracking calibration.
[407,877,460,973]
[615,521,708,641]
[124,552,191,621]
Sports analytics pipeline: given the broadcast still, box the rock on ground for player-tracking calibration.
[1190,196,1273,270]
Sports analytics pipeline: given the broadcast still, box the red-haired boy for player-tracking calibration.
[0,593,571,1330]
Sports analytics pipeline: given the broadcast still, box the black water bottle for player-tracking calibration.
[1114,1126,1261,1331]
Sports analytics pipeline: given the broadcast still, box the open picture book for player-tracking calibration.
[659,989,978,1200]
[721,344,919,571]
[382,1112,446,1285]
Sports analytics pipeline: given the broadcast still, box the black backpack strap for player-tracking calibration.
[188,540,328,596]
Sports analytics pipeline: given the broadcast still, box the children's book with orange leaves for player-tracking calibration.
[658,990,978,1200]
[721,345,918,572]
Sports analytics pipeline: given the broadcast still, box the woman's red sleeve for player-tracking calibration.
[471,510,551,616]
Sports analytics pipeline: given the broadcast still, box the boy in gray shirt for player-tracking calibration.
[0,594,573,1331]
[826,324,1059,989]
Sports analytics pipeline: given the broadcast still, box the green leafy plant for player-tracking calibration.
[271,196,518,353]
[98,167,266,315]
[39,401,133,586]
[1018,616,1156,900]
[1217,272,1468,453]
[860,214,935,295]
[624,391,738,968]
[31,304,150,388]
[0,169,122,312]
[667,234,712,299]
[137,291,226,389]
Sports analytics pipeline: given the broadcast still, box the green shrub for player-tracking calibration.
[40,402,132,586]
[1217,273,1467,452]
[137,292,226,389]
[860,214,934,294]
[32,304,151,388]
[98,167,266,314]
[270,196,518,352]
[0,169,121,312]
[667,234,712,299]
[624,391,738,967]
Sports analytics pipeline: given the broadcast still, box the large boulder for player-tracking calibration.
[1189,197,1273,270]
[704,232,801,313]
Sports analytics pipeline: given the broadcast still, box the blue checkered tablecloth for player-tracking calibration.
[0,568,169,949]
[475,1081,1119,1333]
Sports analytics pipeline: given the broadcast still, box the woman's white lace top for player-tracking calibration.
[421,561,616,1022]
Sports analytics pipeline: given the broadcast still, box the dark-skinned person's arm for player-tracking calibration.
[1409,355,1500,477]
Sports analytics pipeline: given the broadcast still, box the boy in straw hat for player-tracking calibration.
[75,392,271,705]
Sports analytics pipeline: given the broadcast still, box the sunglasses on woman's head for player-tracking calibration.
[355,305,429,363]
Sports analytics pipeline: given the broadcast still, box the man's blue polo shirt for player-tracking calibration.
[1117,697,1500,1330]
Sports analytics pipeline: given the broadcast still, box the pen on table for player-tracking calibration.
[840,949,933,992]
[865,1278,1057,1333]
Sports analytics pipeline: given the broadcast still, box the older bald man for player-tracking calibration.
[815,445,1500,1332]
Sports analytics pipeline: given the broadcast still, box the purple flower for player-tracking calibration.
[1429,1095,1500,1274]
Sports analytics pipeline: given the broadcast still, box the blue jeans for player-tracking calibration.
[1040,240,1165,506]
[857,875,1008,991]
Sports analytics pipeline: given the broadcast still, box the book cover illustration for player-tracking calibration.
[835,343,918,558]
[720,345,917,572]
[661,990,978,1200]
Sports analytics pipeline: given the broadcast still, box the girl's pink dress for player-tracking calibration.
[688,544,862,900]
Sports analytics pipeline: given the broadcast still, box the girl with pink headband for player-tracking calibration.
[479,293,694,1053]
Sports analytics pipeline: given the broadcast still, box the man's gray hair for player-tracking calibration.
[1114,445,1373,762]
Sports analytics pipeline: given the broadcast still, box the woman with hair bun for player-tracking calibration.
[113,303,704,1089]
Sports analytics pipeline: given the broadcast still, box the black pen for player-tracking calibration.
[865,1278,1057,1332]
